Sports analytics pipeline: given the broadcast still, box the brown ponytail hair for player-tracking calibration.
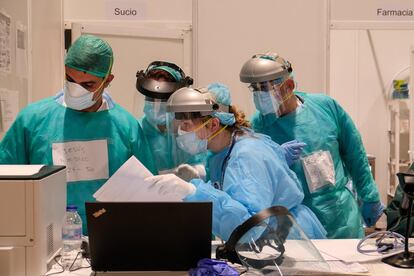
[228,105,251,130]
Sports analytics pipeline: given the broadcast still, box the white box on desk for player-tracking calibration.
[0,166,66,276]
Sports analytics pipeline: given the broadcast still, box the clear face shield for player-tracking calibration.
[216,206,329,275]
[165,111,211,170]
[143,97,168,126]
[249,78,293,117]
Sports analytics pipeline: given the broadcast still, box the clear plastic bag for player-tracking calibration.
[301,150,336,193]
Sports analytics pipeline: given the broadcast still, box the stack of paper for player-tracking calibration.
[93,156,182,202]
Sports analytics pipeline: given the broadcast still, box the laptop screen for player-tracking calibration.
[86,202,212,271]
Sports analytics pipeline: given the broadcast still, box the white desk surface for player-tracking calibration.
[46,239,414,276]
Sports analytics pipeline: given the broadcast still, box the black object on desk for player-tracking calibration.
[382,172,414,268]
[85,202,212,272]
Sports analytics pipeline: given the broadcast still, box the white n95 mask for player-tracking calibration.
[64,80,97,110]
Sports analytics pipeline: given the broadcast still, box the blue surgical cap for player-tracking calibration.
[207,82,236,126]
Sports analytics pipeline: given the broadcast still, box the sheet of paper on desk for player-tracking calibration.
[93,156,182,202]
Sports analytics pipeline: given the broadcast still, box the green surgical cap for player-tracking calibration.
[65,35,113,78]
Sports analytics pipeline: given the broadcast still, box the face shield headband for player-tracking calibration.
[215,206,292,269]
[136,61,194,100]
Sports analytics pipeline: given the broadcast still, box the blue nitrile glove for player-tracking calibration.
[281,140,307,166]
[361,201,385,227]
[189,258,239,276]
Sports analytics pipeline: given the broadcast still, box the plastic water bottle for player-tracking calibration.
[61,205,83,269]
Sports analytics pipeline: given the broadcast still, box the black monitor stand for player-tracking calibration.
[382,172,414,268]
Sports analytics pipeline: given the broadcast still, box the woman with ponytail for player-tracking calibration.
[145,83,326,241]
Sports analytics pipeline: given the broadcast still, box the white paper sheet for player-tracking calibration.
[15,23,27,78]
[0,88,19,132]
[0,11,11,74]
[0,165,45,176]
[52,139,109,182]
[94,156,182,202]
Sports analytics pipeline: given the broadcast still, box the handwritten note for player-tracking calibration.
[0,88,19,133]
[52,140,109,182]
[16,23,27,78]
[0,11,11,74]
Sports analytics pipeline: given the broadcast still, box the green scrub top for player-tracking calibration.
[0,96,156,234]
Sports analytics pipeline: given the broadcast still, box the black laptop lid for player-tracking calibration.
[85,202,212,271]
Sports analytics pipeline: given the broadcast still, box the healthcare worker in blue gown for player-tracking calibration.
[239,52,384,238]
[144,83,327,241]
[0,35,156,233]
[136,61,207,180]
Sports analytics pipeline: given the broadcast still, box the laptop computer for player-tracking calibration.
[85,202,212,272]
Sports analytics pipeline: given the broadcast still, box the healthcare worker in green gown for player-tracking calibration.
[239,53,384,238]
[136,61,207,180]
[0,35,156,233]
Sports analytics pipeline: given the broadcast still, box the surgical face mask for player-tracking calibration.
[251,80,292,116]
[253,91,281,116]
[64,80,98,110]
[176,125,208,155]
[144,100,167,126]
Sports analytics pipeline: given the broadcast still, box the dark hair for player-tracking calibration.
[146,69,176,82]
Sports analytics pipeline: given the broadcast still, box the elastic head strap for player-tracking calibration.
[216,206,291,265]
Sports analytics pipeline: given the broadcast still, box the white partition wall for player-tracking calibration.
[193,0,329,116]
[0,0,63,139]
[329,0,414,202]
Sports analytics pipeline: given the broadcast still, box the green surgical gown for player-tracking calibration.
[251,92,380,238]
[0,96,156,234]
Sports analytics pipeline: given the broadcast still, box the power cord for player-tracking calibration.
[357,231,405,254]
[68,251,91,272]
[43,255,64,276]
[43,248,91,276]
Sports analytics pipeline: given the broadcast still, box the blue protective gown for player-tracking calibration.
[139,115,208,174]
[0,95,156,233]
[185,131,327,241]
[251,92,380,238]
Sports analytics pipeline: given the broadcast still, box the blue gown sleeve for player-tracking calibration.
[329,98,380,202]
[185,143,296,241]
[185,179,252,241]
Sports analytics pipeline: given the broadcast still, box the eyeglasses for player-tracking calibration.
[248,79,284,93]
[177,117,212,133]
